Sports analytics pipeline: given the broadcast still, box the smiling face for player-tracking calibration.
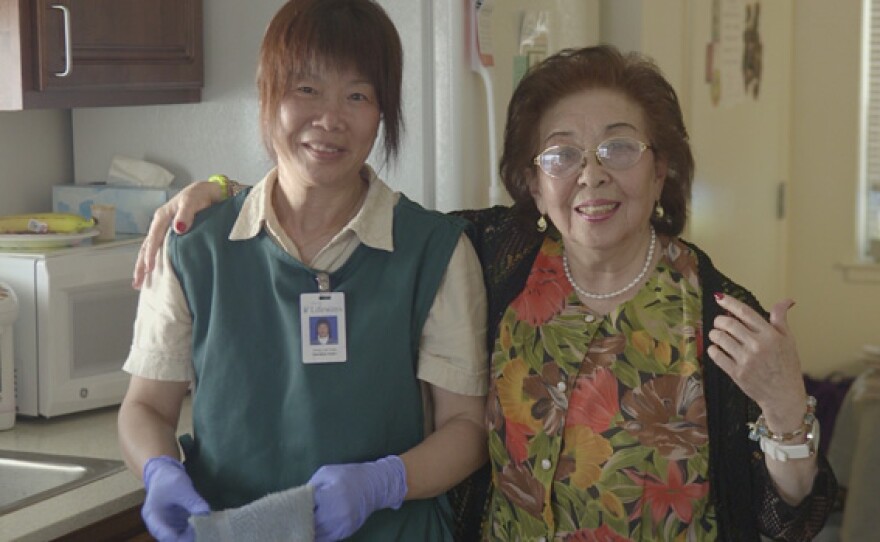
[272,65,381,189]
[257,0,403,165]
[530,88,666,254]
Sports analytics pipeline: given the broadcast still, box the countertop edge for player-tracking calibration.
[3,471,144,542]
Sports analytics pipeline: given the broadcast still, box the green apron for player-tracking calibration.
[169,191,465,541]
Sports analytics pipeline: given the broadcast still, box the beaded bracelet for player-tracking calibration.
[747,395,817,442]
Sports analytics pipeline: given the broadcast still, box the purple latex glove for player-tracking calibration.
[308,455,408,542]
[141,455,211,542]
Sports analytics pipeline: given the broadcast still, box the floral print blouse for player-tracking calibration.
[484,234,719,541]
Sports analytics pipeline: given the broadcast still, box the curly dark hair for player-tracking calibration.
[500,44,694,236]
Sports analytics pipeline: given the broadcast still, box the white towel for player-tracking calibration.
[190,484,314,542]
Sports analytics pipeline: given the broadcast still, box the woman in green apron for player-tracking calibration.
[117,1,488,541]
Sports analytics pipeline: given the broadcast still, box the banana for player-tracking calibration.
[0,212,96,234]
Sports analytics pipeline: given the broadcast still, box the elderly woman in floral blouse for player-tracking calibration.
[456,45,836,541]
[133,45,836,541]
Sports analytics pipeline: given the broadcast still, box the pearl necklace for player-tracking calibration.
[562,227,657,300]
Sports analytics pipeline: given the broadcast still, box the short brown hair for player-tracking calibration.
[257,0,403,165]
[501,45,693,236]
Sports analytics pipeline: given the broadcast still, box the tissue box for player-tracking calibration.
[53,185,180,234]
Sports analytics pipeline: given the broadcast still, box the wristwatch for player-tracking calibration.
[759,417,820,462]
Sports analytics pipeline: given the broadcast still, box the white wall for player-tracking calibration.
[0,110,72,216]
[790,0,880,375]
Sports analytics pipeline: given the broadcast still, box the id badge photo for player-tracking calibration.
[300,291,347,363]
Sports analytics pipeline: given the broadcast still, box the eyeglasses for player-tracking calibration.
[533,137,653,179]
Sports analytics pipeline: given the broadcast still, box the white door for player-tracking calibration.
[685,0,791,305]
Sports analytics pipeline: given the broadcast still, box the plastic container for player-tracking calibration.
[0,281,19,430]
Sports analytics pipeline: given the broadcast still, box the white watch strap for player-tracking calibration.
[759,418,820,462]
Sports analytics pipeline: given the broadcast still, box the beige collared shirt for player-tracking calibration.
[124,166,488,397]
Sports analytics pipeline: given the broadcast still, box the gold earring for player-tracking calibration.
[654,201,665,219]
[537,215,548,232]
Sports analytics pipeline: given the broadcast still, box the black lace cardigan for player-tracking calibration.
[447,205,837,542]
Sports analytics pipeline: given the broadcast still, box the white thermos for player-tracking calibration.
[0,281,19,430]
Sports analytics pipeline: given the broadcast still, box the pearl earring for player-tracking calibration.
[654,201,665,219]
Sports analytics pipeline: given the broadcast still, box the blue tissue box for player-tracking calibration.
[52,185,180,234]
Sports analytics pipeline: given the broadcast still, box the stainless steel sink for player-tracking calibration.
[0,450,125,515]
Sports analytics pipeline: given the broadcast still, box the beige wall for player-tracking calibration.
[790,0,880,375]
[0,110,71,216]
[603,0,878,376]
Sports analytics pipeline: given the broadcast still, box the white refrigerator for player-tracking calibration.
[377,0,599,213]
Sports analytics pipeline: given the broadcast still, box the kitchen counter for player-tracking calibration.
[0,396,192,541]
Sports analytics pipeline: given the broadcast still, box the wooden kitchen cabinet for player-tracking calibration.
[0,0,203,110]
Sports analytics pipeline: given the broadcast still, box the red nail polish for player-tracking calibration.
[713,292,724,300]
[175,221,187,233]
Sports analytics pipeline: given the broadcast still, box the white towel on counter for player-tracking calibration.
[190,484,314,542]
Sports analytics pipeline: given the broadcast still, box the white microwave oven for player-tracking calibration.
[0,237,141,417]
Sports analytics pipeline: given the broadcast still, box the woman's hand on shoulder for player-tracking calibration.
[132,180,226,289]
[707,293,808,430]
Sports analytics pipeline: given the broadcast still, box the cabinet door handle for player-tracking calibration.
[51,4,72,77]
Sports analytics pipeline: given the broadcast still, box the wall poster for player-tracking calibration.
[706,0,763,107]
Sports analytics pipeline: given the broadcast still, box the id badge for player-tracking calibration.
[300,292,347,363]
